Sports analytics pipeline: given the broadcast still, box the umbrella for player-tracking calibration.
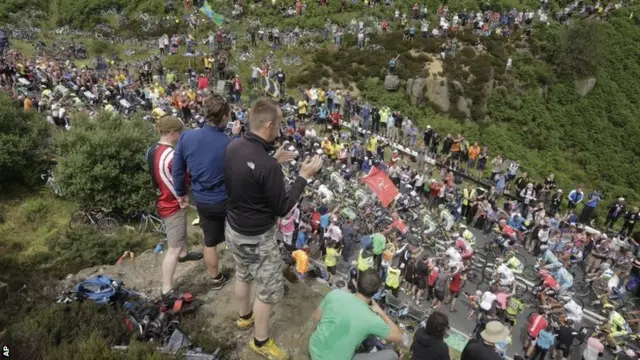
[260,76,279,99]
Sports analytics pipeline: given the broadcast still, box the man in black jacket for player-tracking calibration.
[411,311,451,360]
[224,98,322,360]
[604,197,626,229]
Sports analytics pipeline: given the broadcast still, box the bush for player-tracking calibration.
[0,95,51,192]
[54,112,156,214]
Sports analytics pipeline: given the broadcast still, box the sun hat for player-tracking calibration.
[481,321,510,344]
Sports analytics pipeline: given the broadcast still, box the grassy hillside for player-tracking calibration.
[3,0,640,203]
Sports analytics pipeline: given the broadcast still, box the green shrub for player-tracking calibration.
[0,95,51,192]
[54,112,156,214]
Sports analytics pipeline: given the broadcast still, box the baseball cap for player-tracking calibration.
[157,116,185,134]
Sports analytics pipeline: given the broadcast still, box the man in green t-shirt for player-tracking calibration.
[371,233,386,270]
[309,270,403,360]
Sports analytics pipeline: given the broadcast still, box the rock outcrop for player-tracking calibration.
[574,77,597,96]
[406,76,426,105]
[456,97,472,119]
[426,76,450,112]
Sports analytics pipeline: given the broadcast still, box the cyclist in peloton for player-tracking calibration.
[602,308,633,353]
[492,219,516,253]
[490,258,516,290]
[459,224,476,246]
[453,231,474,265]
[439,204,455,232]
[503,251,524,275]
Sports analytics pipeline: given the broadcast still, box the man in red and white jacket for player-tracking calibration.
[152,116,203,298]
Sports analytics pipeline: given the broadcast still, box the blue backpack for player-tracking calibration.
[74,275,120,304]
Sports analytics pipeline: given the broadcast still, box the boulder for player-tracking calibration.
[575,77,596,96]
[384,74,400,91]
[407,77,426,105]
[426,76,450,112]
[406,78,414,96]
[457,97,472,119]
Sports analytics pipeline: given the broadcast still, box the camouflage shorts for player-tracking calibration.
[225,222,284,304]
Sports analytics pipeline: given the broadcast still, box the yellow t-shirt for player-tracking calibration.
[325,248,341,267]
[318,90,326,102]
[298,100,308,115]
[292,250,309,274]
[367,137,378,153]
[152,107,166,119]
[331,144,341,158]
[322,140,332,155]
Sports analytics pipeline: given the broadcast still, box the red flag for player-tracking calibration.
[360,167,399,208]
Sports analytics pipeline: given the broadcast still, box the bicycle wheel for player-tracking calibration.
[98,217,119,237]
[465,268,483,285]
[293,57,303,66]
[283,58,292,66]
[523,265,538,282]
[474,250,488,268]
[574,280,591,298]
[69,210,89,230]
[137,215,149,232]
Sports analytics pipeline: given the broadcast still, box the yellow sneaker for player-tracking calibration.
[237,314,254,329]
[249,338,289,360]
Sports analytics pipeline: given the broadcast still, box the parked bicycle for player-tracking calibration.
[69,208,120,236]
[40,170,64,196]
[137,211,167,235]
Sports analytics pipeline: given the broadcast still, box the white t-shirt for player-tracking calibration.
[497,264,515,282]
[326,224,342,242]
[445,247,462,267]
[564,300,584,323]
[480,291,497,311]
[318,185,333,201]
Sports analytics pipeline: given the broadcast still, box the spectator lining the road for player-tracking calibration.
[223,98,321,360]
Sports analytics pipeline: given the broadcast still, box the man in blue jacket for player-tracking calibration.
[173,94,241,290]
[580,190,602,224]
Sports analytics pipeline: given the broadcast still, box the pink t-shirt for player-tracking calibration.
[496,293,509,309]
[279,216,296,234]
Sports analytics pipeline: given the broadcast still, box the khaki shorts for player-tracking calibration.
[225,223,284,304]
[164,208,187,249]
